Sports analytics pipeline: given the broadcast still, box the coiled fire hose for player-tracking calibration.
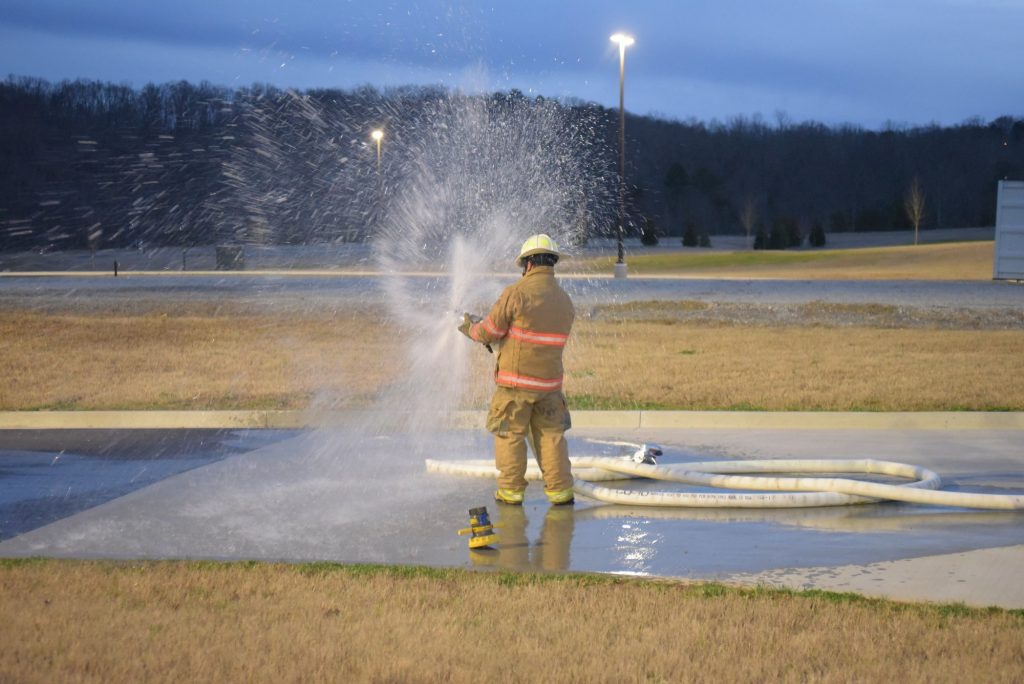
[426,445,1024,510]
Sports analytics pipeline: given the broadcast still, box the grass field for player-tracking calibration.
[3,242,1015,413]
[578,241,995,279]
[3,302,1022,412]
[2,559,1022,683]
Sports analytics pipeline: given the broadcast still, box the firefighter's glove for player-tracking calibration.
[457,313,475,339]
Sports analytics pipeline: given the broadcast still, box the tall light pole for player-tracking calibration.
[368,129,385,241]
[610,32,634,279]
[371,128,384,174]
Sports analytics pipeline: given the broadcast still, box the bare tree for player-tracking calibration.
[86,223,102,269]
[739,195,759,248]
[904,176,925,245]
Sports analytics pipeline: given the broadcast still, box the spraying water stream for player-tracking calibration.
[362,90,613,453]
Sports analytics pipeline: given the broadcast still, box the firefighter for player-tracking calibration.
[458,234,575,505]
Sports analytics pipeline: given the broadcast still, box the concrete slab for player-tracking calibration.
[1,426,1022,608]
[723,544,1024,608]
[0,430,297,540]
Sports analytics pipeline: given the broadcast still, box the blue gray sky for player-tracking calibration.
[1,0,1021,128]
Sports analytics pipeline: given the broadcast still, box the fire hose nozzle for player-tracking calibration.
[458,312,493,353]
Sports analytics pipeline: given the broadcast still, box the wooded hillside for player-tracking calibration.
[1,76,1020,251]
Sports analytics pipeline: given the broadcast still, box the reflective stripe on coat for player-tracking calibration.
[469,265,574,392]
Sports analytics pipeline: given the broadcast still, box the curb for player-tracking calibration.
[0,410,305,430]
[1,410,1023,431]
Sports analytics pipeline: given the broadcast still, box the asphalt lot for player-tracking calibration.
[0,228,995,272]
[2,273,1022,312]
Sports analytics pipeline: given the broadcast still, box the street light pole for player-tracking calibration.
[610,33,634,279]
[371,129,384,174]
[369,129,385,241]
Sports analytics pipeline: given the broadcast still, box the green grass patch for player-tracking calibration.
[0,556,52,569]
[585,249,843,272]
[576,242,994,279]
[566,393,678,411]
[5,557,1022,621]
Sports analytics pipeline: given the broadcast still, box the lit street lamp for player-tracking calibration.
[371,128,384,174]
[610,32,634,279]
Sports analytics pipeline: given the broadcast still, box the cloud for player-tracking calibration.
[1,0,1021,127]
[0,0,491,69]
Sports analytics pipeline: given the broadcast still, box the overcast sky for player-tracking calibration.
[1,0,1021,129]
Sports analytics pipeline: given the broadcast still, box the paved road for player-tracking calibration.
[0,229,994,272]
[2,273,1021,310]
[2,426,1022,606]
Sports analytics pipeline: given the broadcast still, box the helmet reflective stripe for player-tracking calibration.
[516,233,562,266]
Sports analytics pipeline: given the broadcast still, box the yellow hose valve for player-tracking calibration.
[458,506,499,549]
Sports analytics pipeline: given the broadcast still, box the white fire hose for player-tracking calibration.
[426,444,1024,510]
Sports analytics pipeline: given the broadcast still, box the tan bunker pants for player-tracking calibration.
[487,386,573,493]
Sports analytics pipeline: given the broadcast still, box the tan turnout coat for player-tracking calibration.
[469,265,574,392]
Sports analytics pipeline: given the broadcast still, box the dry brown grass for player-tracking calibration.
[3,306,1023,411]
[576,242,996,280]
[1,559,1021,683]
[0,310,394,411]
[565,321,1024,410]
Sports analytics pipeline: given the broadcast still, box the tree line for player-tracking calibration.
[1,75,1020,252]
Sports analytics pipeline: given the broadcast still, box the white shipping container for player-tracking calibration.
[994,180,1024,280]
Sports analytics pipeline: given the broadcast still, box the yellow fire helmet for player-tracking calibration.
[515,233,562,267]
